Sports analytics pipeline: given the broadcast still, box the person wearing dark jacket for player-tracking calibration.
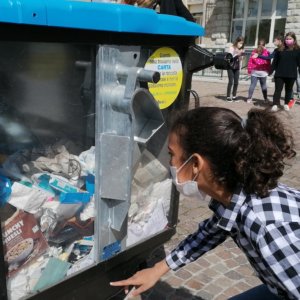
[156,0,194,22]
[270,32,300,111]
[252,35,283,61]
[122,0,195,22]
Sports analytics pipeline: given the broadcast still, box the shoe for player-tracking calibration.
[264,98,269,103]
[284,104,290,111]
[288,99,296,108]
[246,98,252,103]
[226,97,233,102]
[271,105,278,112]
[232,96,240,102]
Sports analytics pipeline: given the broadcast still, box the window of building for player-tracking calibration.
[231,0,287,46]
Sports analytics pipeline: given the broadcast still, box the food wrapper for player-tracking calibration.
[2,210,49,277]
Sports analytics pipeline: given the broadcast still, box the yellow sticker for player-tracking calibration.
[145,47,183,109]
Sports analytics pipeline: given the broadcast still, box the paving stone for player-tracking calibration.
[175,268,193,280]
[235,265,256,277]
[214,249,233,260]
[212,276,235,289]
[224,270,243,280]
[164,275,183,288]
[194,272,214,284]
[195,258,211,269]
[223,286,241,298]
[184,278,205,290]
[203,283,224,295]
[212,262,228,274]
[185,262,203,274]
[195,290,214,300]
[224,258,240,269]
[235,281,253,292]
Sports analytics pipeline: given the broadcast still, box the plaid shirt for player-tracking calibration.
[166,183,300,299]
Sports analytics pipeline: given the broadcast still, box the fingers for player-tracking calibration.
[131,285,148,297]
[110,274,142,288]
[110,279,133,287]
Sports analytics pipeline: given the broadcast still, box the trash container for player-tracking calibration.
[0,1,228,299]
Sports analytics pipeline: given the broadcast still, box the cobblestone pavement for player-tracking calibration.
[141,78,300,300]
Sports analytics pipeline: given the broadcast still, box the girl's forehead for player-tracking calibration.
[168,132,182,150]
[168,132,179,145]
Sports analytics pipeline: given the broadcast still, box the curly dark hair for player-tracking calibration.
[170,107,296,197]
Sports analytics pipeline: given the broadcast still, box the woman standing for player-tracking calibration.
[111,106,299,300]
[226,36,245,102]
[246,39,271,103]
[271,32,300,111]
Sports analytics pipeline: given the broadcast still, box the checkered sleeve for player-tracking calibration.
[165,214,228,271]
[258,222,300,299]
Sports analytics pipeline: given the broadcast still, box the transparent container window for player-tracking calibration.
[127,144,172,247]
[0,42,96,299]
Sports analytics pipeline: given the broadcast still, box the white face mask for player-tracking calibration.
[170,155,207,202]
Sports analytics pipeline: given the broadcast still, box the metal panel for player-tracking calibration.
[100,134,130,201]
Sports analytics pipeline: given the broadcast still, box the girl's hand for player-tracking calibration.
[110,260,170,297]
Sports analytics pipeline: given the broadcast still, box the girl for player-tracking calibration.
[226,36,245,102]
[111,106,300,300]
[253,35,283,61]
[271,32,300,111]
[247,39,271,103]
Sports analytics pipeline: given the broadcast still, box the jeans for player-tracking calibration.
[227,69,240,97]
[248,76,268,100]
[273,77,295,105]
[228,284,281,300]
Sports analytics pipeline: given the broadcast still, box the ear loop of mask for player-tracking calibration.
[177,155,194,174]
[176,155,200,184]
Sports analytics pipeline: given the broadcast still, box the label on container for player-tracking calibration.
[145,47,183,109]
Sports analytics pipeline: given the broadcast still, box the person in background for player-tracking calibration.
[111,106,299,300]
[246,39,271,104]
[252,35,283,61]
[121,0,154,8]
[122,0,195,22]
[270,32,300,112]
[293,70,300,100]
[226,36,245,102]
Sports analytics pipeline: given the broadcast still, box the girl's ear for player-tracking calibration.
[191,153,205,175]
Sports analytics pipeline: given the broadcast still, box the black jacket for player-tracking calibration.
[156,0,195,22]
[271,48,300,78]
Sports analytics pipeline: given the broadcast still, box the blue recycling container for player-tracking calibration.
[0,1,205,299]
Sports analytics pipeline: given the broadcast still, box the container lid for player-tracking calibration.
[0,0,205,37]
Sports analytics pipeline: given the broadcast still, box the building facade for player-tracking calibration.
[184,0,300,48]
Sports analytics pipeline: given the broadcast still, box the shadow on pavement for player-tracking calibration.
[142,281,206,300]
[110,246,206,300]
